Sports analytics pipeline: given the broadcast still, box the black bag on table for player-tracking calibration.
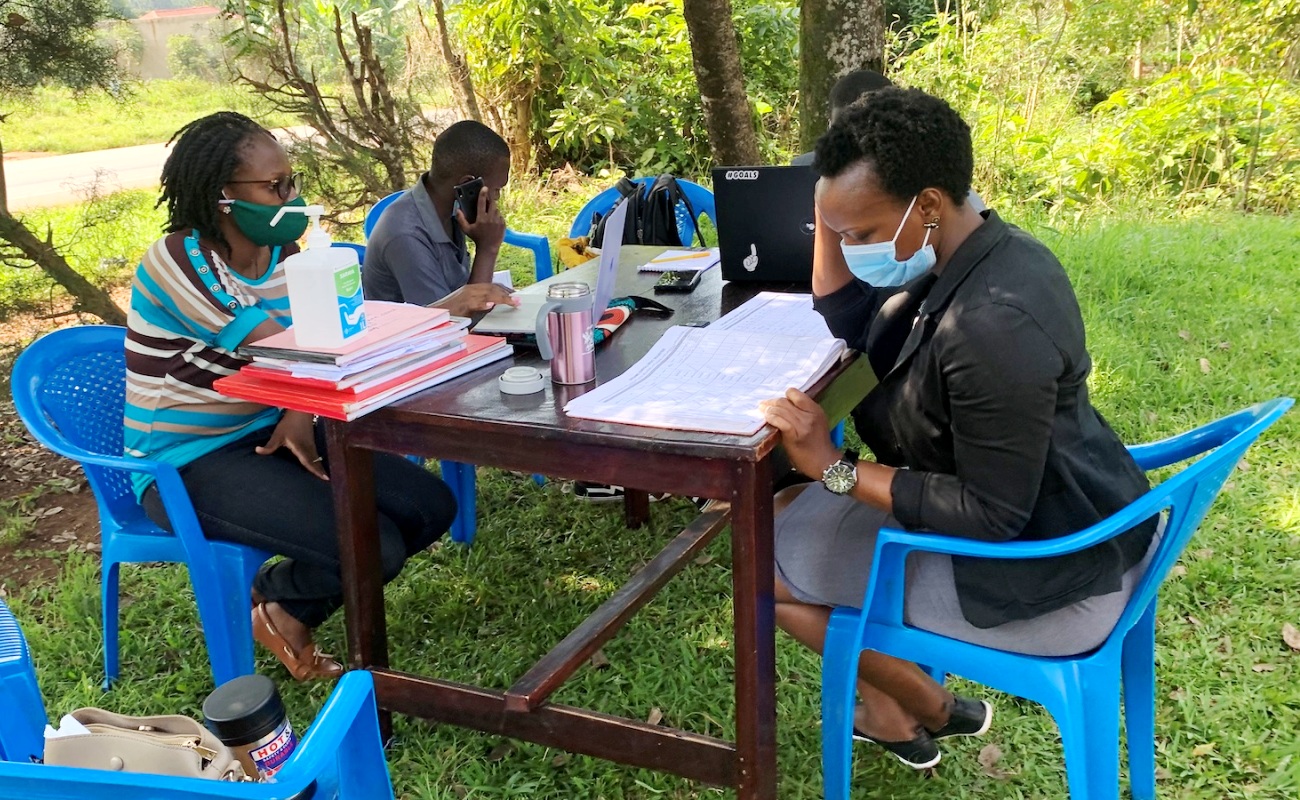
[588,174,706,248]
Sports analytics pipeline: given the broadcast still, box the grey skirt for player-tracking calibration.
[774,483,1161,657]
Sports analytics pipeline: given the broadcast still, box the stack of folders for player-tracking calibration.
[214,300,513,420]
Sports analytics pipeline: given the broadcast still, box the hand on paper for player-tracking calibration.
[432,283,520,318]
[258,410,328,480]
[760,388,841,479]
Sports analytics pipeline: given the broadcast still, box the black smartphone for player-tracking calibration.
[653,269,704,294]
[453,177,485,224]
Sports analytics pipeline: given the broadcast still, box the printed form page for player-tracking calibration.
[564,325,844,435]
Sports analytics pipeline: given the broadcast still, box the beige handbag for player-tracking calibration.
[43,707,250,781]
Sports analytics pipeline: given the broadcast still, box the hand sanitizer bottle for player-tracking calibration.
[272,205,367,349]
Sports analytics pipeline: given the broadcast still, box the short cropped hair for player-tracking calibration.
[814,87,973,205]
[828,69,894,115]
[430,121,510,181]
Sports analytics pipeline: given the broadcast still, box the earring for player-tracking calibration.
[924,218,940,229]
[220,205,232,215]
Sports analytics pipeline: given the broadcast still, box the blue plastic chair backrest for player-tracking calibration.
[0,599,47,763]
[566,177,716,244]
[332,241,367,260]
[364,191,406,239]
[1108,398,1292,638]
[11,326,141,526]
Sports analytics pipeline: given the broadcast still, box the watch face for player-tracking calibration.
[823,461,856,494]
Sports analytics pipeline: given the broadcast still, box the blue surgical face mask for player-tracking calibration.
[840,195,937,286]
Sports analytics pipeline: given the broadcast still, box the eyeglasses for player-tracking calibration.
[227,172,301,202]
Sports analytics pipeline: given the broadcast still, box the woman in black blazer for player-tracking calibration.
[761,88,1158,769]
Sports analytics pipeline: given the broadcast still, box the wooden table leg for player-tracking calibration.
[623,489,650,529]
[325,422,391,736]
[729,457,777,799]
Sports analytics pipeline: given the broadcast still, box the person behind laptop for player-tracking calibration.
[791,69,893,167]
[793,70,986,213]
[363,120,517,316]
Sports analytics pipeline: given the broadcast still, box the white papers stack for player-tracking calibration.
[563,324,845,435]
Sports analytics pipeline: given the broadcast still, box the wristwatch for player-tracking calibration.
[821,450,859,495]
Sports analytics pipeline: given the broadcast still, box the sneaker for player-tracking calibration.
[852,726,941,770]
[568,482,667,503]
[928,696,993,740]
[569,481,625,503]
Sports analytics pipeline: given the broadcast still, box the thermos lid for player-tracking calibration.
[498,366,547,395]
[203,674,287,746]
[546,282,591,299]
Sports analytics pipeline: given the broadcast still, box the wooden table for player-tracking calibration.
[325,246,876,799]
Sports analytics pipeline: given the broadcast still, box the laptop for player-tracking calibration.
[474,197,629,335]
[712,165,819,283]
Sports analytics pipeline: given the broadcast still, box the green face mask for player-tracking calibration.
[222,197,310,246]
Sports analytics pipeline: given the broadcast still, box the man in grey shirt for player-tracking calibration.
[364,121,516,317]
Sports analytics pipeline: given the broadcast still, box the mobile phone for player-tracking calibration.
[653,269,704,294]
[453,177,485,224]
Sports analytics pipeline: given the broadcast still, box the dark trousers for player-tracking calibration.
[143,422,456,628]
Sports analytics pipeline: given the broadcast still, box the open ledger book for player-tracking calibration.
[563,293,844,435]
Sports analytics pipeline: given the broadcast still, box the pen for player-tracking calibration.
[651,251,715,264]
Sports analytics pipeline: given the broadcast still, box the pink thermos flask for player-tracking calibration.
[535,282,596,384]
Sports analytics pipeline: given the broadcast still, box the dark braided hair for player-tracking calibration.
[158,112,275,252]
[814,87,973,206]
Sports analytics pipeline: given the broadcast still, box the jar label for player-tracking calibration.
[248,719,298,777]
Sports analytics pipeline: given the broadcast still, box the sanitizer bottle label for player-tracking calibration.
[335,265,366,338]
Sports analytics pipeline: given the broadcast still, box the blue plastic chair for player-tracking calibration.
[0,603,394,799]
[821,397,1293,800]
[566,177,716,246]
[10,326,272,689]
[364,190,554,279]
[331,241,367,260]
[0,601,44,765]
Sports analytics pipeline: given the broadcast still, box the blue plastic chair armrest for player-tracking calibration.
[263,671,393,798]
[503,229,553,280]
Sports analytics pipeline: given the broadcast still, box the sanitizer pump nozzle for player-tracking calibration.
[270,205,332,251]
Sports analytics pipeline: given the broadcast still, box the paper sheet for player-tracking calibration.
[563,326,845,435]
[639,248,721,273]
[712,291,831,340]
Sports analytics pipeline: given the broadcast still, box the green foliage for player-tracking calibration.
[892,0,1300,214]
[455,0,799,176]
[0,0,118,96]
[166,34,223,83]
[222,0,447,212]
[6,210,1300,799]
[0,190,160,317]
[0,80,291,154]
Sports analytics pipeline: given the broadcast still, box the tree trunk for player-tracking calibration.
[798,0,886,151]
[681,0,760,166]
[0,133,8,215]
[0,211,128,325]
[428,0,481,122]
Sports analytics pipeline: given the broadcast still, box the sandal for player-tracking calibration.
[252,603,343,682]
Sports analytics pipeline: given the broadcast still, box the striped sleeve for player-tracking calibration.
[132,234,268,348]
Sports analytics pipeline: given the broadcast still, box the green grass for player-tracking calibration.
[2,80,295,155]
[2,206,1298,798]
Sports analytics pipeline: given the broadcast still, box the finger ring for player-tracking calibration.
[312,457,324,462]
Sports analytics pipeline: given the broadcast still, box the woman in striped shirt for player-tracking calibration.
[125,112,457,680]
